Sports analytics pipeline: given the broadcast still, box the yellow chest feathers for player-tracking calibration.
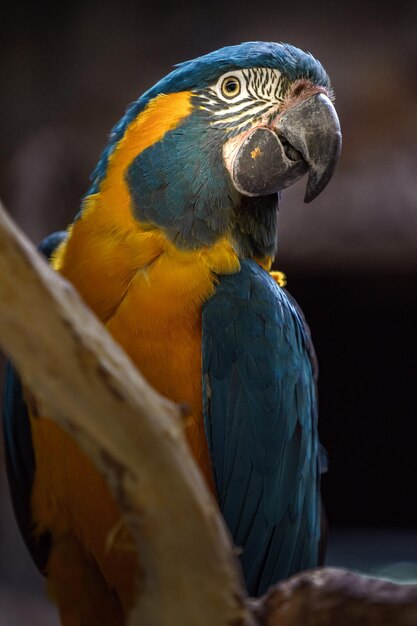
[52,210,240,463]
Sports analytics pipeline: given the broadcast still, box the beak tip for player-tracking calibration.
[304,185,323,203]
[303,174,329,203]
[303,174,333,204]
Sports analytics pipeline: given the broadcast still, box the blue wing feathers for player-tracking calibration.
[2,362,51,572]
[3,363,34,508]
[202,259,320,596]
[2,231,67,574]
[38,230,67,258]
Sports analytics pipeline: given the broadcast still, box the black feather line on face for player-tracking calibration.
[261,70,269,92]
[210,106,272,129]
[207,100,269,121]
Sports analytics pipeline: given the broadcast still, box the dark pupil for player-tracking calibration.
[226,80,238,93]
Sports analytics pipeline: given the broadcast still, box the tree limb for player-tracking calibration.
[253,567,417,626]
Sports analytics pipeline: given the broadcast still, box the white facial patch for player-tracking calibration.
[196,68,290,133]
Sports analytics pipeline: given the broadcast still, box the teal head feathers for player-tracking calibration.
[87,42,341,257]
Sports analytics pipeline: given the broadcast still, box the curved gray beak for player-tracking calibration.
[227,93,342,203]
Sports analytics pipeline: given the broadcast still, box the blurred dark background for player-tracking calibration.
[1,0,417,623]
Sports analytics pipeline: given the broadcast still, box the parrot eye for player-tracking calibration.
[221,76,241,99]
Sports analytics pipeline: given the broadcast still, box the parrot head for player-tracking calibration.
[89,42,341,258]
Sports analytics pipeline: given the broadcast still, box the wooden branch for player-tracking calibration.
[0,199,251,626]
[254,567,417,626]
[1,197,417,626]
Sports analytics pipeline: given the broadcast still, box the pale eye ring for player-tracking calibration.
[221,76,241,99]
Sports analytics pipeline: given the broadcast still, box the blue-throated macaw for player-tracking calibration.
[3,41,341,624]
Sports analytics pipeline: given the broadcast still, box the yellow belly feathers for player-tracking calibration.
[29,191,240,613]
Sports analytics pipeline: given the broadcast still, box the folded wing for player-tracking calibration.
[202,259,320,596]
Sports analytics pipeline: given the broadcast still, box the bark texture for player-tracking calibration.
[253,568,417,626]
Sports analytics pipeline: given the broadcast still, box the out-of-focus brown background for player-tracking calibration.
[1,0,417,623]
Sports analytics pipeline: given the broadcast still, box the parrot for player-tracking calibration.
[2,41,341,625]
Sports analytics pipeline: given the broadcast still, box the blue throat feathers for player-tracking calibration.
[126,106,233,248]
[126,103,278,257]
[126,103,279,256]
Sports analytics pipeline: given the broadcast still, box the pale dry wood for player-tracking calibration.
[255,567,417,626]
[0,199,251,626]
